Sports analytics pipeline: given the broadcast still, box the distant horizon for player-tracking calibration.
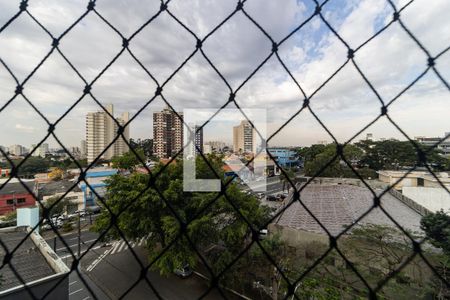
[2,131,449,151]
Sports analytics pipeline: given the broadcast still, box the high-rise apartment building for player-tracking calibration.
[30,143,49,157]
[86,104,130,163]
[233,120,254,153]
[185,124,204,158]
[8,144,26,156]
[80,140,86,159]
[193,125,203,154]
[153,107,184,159]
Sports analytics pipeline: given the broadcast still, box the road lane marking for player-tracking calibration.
[60,245,102,259]
[56,239,97,252]
[109,241,121,255]
[82,297,91,300]
[69,281,77,286]
[86,247,113,272]
[117,241,126,253]
[69,288,83,296]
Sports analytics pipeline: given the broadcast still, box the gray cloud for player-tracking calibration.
[0,0,449,149]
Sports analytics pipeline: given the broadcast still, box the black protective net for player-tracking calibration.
[0,0,449,299]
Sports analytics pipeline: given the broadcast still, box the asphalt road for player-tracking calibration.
[44,230,111,300]
[86,246,238,299]
[37,177,291,300]
[45,230,102,260]
[68,270,110,300]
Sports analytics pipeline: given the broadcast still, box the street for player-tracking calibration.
[37,176,292,300]
[44,229,111,300]
[86,246,236,299]
[44,230,239,299]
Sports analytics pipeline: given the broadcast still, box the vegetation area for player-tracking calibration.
[129,138,154,160]
[43,196,71,217]
[91,151,450,299]
[111,149,145,171]
[298,139,450,178]
[0,156,87,177]
[93,154,278,290]
[420,210,450,299]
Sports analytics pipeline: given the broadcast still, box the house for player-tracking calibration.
[0,180,36,216]
[377,170,450,190]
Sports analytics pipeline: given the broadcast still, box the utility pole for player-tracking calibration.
[77,211,81,258]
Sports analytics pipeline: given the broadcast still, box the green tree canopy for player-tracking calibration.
[300,140,449,179]
[111,149,145,171]
[130,138,154,160]
[421,210,450,255]
[93,154,272,276]
[44,196,71,217]
[302,143,370,178]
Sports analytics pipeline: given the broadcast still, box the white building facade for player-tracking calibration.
[86,104,130,163]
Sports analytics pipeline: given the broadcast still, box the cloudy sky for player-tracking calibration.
[0,0,449,150]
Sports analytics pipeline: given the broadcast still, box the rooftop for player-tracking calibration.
[277,184,423,236]
[0,181,35,196]
[378,170,450,184]
[36,180,81,199]
[0,226,68,292]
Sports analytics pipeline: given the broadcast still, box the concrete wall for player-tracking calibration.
[402,187,450,213]
[298,176,389,189]
[269,223,328,248]
[388,189,431,216]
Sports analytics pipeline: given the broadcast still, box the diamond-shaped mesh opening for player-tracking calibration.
[0,0,449,299]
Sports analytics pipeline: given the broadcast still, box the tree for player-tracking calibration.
[303,143,365,178]
[421,210,450,255]
[48,168,64,181]
[93,154,272,278]
[279,169,295,192]
[44,196,71,217]
[13,157,50,175]
[130,138,154,159]
[111,149,145,171]
[297,144,326,162]
[356,139,449,171]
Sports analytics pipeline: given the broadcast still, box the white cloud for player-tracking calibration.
[0,0,448,148]
[15,123,35,133]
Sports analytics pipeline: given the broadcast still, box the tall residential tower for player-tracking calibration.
[86,104,129,163]
[153,107,184,159]
[233,120,254,153]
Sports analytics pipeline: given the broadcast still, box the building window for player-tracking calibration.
[17,198,26,204]
[418,178,424,187]
[6,199,14,205]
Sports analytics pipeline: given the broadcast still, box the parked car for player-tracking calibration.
[267,195,277,201]
[174,264,193,278]
[276,194,286,200]
[75,209,87,217]
[259,229,268,240]
[42,218,63,230]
